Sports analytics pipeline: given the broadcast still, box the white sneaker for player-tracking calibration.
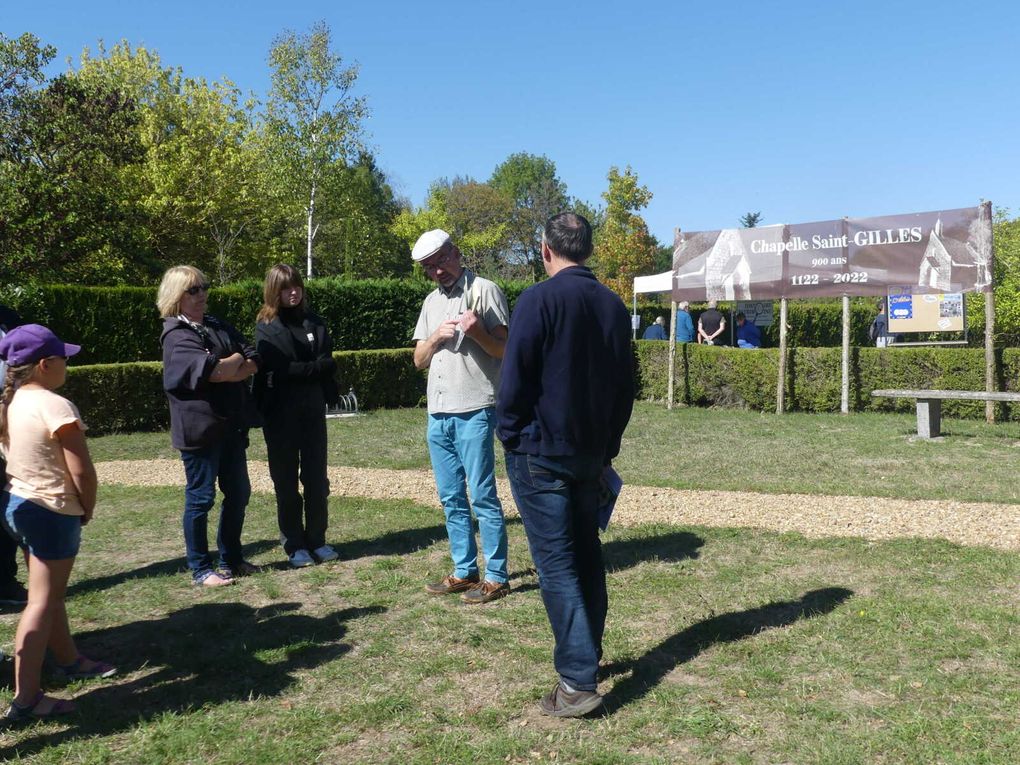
[289,549,315,568]
[312,544,339,563]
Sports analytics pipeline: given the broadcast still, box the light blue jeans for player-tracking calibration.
[426,408,508,584]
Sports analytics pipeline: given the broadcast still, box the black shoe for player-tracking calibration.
[538,681,604,718]
[0,581,27,607]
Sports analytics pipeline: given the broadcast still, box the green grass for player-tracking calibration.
[6,404,1016,762]
[0,485,1016,764]
[90,403,1020,503]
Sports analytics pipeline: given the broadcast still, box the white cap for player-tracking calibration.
[411,229,452,262]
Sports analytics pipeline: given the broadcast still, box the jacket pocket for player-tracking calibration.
[177,399,228,449]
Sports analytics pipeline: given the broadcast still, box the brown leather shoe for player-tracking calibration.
[460,580,510,604]
[425,574,479,595]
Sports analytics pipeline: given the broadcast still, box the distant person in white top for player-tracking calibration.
[411,230,511,605]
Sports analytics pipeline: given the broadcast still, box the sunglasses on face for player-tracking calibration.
[185,283,211,296]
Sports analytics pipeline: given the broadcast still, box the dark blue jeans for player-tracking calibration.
[505,451,606,691]
[180,429,251,578]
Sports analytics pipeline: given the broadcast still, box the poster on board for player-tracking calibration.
[672,204,992,302]
[887,287,965,333]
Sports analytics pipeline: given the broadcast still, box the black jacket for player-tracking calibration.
[254,311,339,416]
[160,315,260,450]
[496,266,635,461]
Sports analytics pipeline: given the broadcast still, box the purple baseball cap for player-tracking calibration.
[0,324,81,366]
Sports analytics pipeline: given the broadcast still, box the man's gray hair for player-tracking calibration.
[678,301,689,310]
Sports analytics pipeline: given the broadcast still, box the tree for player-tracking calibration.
[314,152,409,278]
[72,42,277,282]
[264,21,366,278]
[592,166,657,302]
[390,177,523,280]
[0,32,55,124]
[0,69,148,284]
[489,152,569,279]
[740,211,763,228]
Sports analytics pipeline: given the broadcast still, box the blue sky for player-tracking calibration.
[6,1,1019,244]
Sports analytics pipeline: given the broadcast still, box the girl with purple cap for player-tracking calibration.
[0,324,117,725]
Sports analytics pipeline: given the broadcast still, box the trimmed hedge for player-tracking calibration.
[0,281,531,366]
[66,349,424,437]
[2,281,987,367]
[635,342,1020,420]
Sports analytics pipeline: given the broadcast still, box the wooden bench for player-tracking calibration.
[871,389,1020,438]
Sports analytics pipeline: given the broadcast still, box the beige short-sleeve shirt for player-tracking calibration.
[2,387,86,516]
[413,269,510,415]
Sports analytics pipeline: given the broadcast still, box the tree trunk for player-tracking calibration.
[306,180,317,278]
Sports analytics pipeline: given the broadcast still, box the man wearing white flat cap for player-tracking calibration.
[411,230,511,604]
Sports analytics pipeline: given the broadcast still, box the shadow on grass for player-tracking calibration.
[67,539,279,597]
[0,601,383,759]
[336,523,448,561]
[603,531,703,571]
[605,586,853,713]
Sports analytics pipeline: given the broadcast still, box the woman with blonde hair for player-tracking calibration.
[0,325,116,724]
[158,266,260,587]
[255,264,339,568]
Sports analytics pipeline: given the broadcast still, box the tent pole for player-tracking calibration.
[667,301,677,410]
[841,294,850,414]
[776,297,788,414]
[985,288,995,423]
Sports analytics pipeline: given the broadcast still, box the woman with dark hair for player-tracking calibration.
[255,264,339,568]
[158,266,261,587]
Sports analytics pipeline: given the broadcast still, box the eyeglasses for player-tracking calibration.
[421,250,456,273]
[185,283,211,296]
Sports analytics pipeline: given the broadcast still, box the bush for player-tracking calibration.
[64,362,168,436]
[65,349,424,436]
[636,342,1020,420]
[0,280,532,365]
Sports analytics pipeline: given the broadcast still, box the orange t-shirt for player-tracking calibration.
[2,387,86,516]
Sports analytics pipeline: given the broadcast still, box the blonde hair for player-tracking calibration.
[157,265,208,318]
[0,362,35,446]
[257,264,306,323]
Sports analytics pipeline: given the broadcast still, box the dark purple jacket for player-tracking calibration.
[160,315,260,450]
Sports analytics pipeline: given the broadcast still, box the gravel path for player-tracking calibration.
[96,459,1020,552]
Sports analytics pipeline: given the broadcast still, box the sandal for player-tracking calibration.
[54,655,118,681]
[4,691,76,725]
[193,570,234,588]
[220,560,259,578]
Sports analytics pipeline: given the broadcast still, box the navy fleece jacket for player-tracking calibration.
[496,265,634,461]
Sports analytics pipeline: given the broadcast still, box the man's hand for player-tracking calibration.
[458,310,482,339]
[414,319,461,369]
[433,318,461,344]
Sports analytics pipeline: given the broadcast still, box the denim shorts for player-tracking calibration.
[1,492,82,560]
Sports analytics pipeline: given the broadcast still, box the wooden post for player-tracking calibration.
[841,294,850,414]
[776,297,788,414]
[985,288,995,423]
[667,301,678,410]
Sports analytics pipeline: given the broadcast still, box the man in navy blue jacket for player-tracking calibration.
[497,212,634,717]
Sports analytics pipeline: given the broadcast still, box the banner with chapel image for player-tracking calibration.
[671,204,993,302]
